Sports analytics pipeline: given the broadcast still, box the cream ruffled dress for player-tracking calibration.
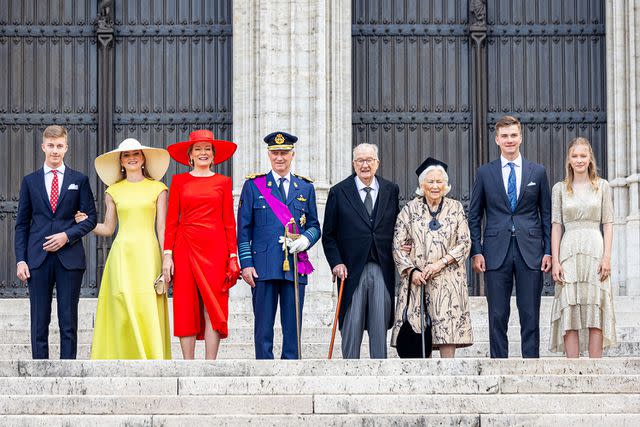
[549,179,616,353]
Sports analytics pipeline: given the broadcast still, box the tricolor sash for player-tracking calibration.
[253,176,314,275]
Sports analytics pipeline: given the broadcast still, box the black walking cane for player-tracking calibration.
[420,280,426,358]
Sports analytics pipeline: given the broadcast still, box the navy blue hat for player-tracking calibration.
[416,157,448,176]
[263,131,298,151]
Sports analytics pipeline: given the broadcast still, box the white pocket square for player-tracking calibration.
[68,184,79,190]
[526,181,536,187]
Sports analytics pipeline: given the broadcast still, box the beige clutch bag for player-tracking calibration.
[154,273,169,295]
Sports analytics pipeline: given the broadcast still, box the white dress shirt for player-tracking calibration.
[43,163,66,199]
[500,155,522,198]
[355,175,379,209]
[271,170,291,199]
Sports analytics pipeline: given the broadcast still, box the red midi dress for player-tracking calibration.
[164,173,238,339]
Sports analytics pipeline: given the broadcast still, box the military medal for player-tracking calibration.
[296,195,307,202]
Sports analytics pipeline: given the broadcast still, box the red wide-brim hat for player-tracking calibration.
[167,130,237,166]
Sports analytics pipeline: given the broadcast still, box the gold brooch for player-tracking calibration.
[275,134,285,145]
[267,181,272,187]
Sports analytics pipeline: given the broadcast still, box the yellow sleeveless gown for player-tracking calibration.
[91,179,172,359]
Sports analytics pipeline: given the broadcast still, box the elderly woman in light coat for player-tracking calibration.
[391,157,473,357]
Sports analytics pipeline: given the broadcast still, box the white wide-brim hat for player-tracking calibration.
[95,138,170,186]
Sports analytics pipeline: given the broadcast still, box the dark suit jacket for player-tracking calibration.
[468,157,551,270]
[322,174,400,328]
[14,166,97,271]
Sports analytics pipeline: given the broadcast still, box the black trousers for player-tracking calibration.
[485,236,543,358]
[28,254,84,359]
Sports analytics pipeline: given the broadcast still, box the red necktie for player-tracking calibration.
[50,170,59,213]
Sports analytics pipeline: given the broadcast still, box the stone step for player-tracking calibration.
[313,394,640,414]
[480,414,640,427]
[0,377,177,396]
[4,309,640,331]
[3,414,640,427]
[0,394,638,415]
[1,374,638,396]
[1,295,638,315]
[0,414,480,427]
[3,414,639,427]
[6,325,640,345]
[4,359,640,377]
[1,340,638,360]
[1,315,95,331]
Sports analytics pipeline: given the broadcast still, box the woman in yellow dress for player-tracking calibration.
[77,138,172,359]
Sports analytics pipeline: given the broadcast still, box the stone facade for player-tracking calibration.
[230,0,640,296]
[231,0,352,297]
[606,0,640,295]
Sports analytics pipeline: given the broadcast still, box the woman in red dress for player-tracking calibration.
[162,130,240,359]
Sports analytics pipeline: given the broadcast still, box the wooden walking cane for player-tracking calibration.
[328,276,345,359]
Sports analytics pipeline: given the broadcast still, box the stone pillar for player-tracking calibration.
[606,0,640,295]
[231,0,352,296]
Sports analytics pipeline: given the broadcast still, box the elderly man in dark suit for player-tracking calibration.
[15,125,97,359]
[468,115,552,358]
[322,143,400,358]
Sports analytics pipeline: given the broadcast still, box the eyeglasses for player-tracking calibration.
[354,158,378,165]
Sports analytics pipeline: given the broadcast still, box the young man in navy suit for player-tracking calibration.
[468,115,552,358]
[14,125,97,359]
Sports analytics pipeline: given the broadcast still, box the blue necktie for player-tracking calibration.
[278,177,287,201]
[507,162,517,212]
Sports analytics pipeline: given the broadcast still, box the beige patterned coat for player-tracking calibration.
[391,197,473,349]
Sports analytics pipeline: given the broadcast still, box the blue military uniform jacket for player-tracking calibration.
[237,171,321,284]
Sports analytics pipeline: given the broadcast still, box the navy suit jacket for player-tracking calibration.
[14,166,97,271]
[322,174,399,328]
[237,172,321,284]
[468,157,551,270]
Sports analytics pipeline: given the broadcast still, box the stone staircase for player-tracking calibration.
[1,359,639,426]
[1,294,639,359]
[1,295,639,425]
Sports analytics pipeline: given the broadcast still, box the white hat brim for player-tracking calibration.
[95,144,170,186]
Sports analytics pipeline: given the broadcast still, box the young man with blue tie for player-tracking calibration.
[468,115,552,358]
[15,125,97,359]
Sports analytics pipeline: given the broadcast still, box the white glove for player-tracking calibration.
[288,235,310,254]
[278,235,293,251]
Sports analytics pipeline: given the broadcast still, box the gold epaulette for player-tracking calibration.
[293,173,314,183]
[245,172,267,179]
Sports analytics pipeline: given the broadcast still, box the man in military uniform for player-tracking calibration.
[237,131,321,359]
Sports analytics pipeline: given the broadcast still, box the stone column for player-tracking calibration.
[606,0,640,295]
[231,0,352,296]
